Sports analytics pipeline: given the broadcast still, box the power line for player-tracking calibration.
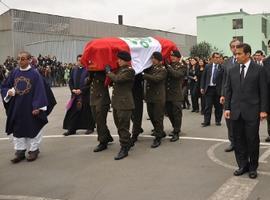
[0,0,10,9]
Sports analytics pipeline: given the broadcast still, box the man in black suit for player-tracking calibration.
[263,40,270,142]
[200,52,224,127]
[220,39,241,152]
[224,43,268,179]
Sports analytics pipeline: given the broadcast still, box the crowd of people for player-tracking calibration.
[1,39,270,180]
[0,55,73,87]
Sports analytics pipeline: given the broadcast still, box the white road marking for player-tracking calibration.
[259,147,270,163]
[0,195,62,200]
[0,134,270,146]
[207,142,270,176]
[208,177,258,200]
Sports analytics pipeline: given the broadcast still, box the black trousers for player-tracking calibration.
[166,101,182,133]
[131,76,144,135]
[113,109,132,147]
[190,84,199,111]
[147,102,165,138]
[226,118,234,146]
[232,115,260,171]
[182,85,190,108]
[91,104,112,143]
[200,95,206,114]
[204,87,223,123]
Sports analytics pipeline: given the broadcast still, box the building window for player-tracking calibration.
[262,18,267,38]
[232,19,243,29]
[233,36,243,43]
[262,41,267,55]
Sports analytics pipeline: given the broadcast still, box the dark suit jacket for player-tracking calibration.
[221,57,237,96]
[225,60,268,121]
[200,63,224,96]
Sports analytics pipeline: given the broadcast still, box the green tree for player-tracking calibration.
[190,41,223,59]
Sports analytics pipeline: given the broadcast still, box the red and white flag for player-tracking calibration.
[81,36,178,74]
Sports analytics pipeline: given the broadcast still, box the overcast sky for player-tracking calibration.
[0,0,270,35]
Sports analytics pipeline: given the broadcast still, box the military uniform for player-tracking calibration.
[107,65,135,147]
[166,62,186,136]
[143,64,167,138]
[89,71,113,144]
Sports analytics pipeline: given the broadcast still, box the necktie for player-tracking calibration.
[212,64,218,84]
[240,65,246,83]
[233,58,236,64]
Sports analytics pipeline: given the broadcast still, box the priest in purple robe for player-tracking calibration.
[1,51,50,163]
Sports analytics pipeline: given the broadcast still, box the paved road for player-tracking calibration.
[0,87,270,200]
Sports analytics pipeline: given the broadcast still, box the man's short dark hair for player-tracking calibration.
[255,50,264,56]
[230,39,241,47]
[236,43,252,55]
[77,54,82,60]
[212,52,220,58]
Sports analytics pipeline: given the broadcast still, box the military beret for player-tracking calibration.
[117,51,131,62]
[152,51,163,61]
[171,50,181,58]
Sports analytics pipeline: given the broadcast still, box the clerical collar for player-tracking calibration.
[20,65,31,71]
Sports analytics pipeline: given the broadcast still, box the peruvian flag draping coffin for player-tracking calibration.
[81,36,178,74]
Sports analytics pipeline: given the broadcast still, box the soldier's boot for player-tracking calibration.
[108,135,114,143]
[151,137,161,148]
[11,150,26,164]
[93,142,108,152]
[114,146,129,160]
[170,132,179,142]
[27,149,40,162]
[130,134,138,147]
[161,131,167,138]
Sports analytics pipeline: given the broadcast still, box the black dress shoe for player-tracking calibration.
[93,143,108,152]
[151,138,161,148]
[265,136,270,142]
[234,167,249,176]
[224,145,234,152]
[201,122,210,127]
[85,129,94,135]
[27,149,40,162]
[191,110,195,112]
[11,150,26,164]
[249,171,258,179]
[170,133,179,142]
[215,122,221,126]
[114,147,129,160]
[63,131,76,136]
